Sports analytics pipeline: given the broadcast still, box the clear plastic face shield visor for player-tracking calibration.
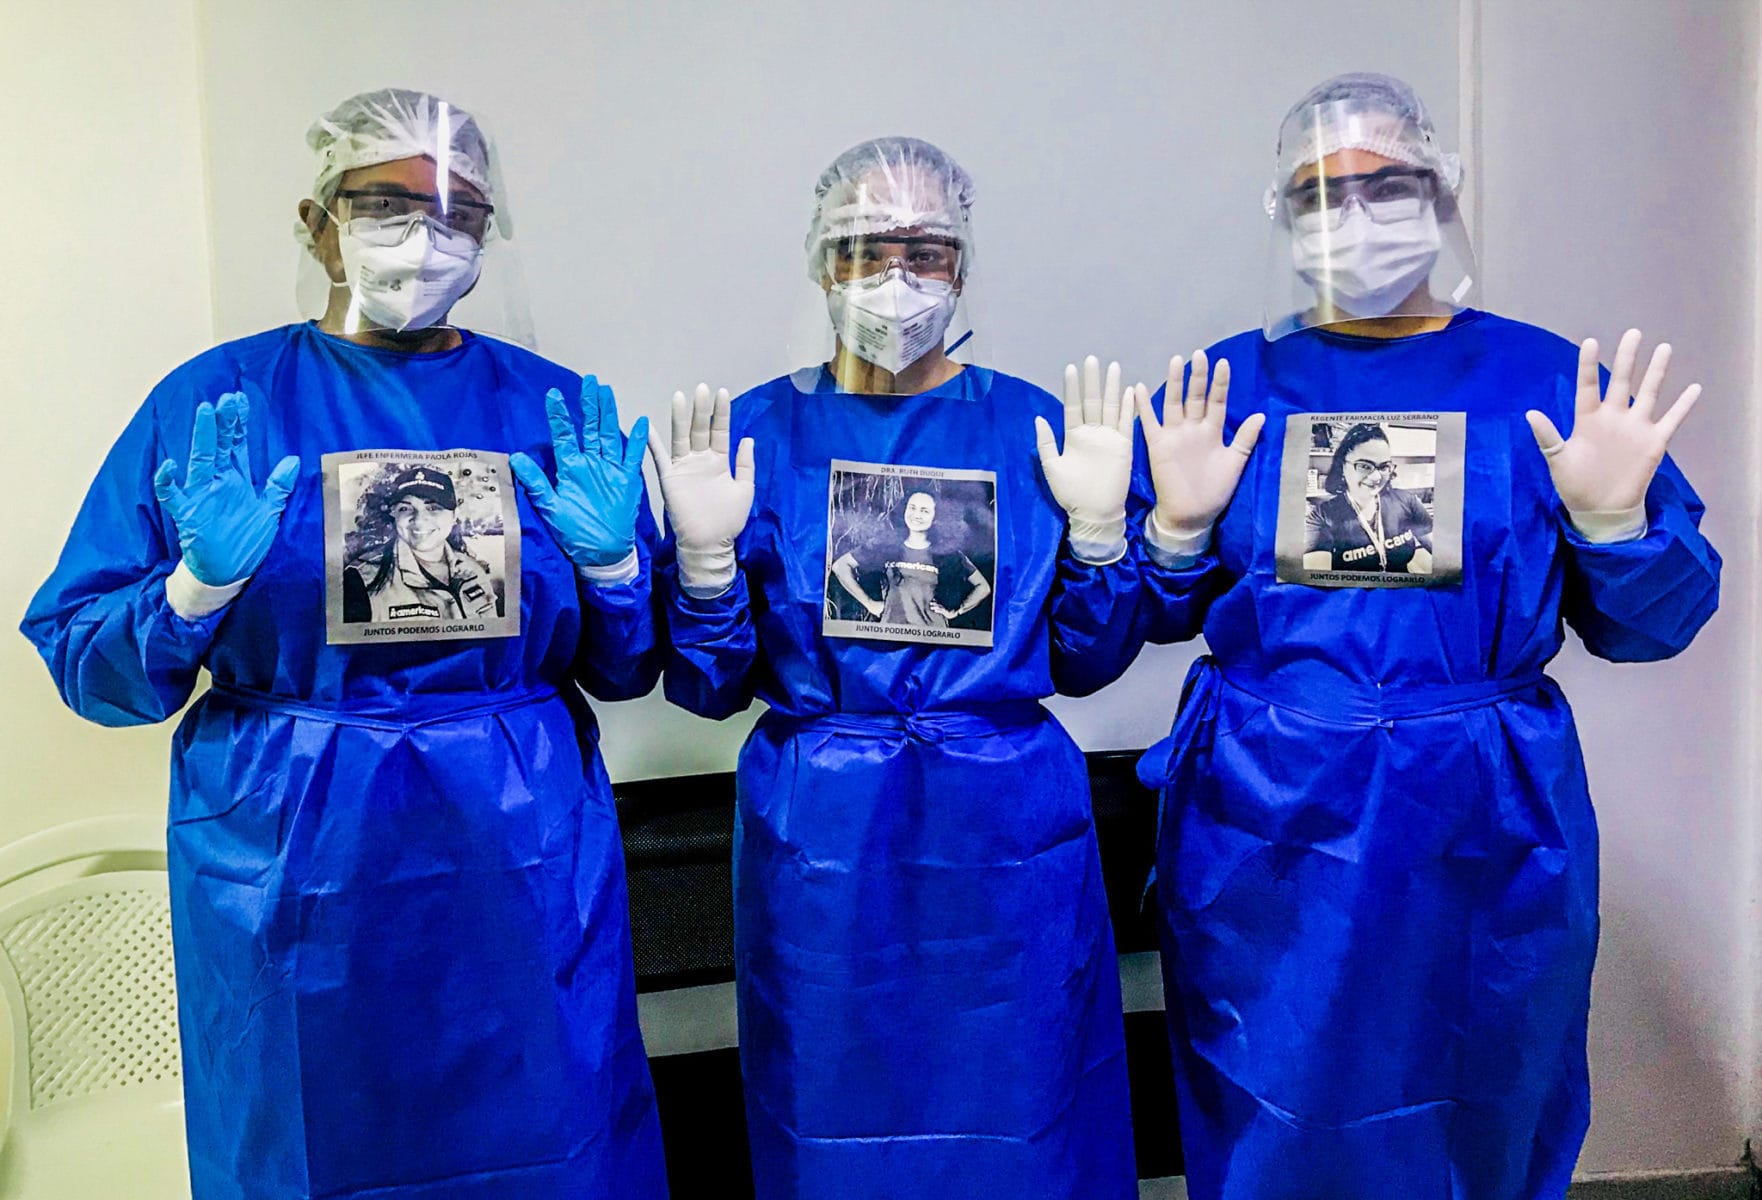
[786,145,986,391]
[295,96,534,346]
[1262,98,1477,339]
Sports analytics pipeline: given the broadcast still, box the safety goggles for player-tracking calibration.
[1283,167,1436,230]
[826,237,962,283]
[334,186,495,241]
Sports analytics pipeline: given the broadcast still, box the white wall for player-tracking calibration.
[2,0,1757,1180]
[1474,0,1760,1172]
[0,0,214,845]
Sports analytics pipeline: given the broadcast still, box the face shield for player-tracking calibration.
[786,137,986,390]
[1261,75,1477,339]
[295,88,535,346]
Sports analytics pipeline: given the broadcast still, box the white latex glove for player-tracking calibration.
[1034,356,1138,564]
[1525,329,1701,543]
[646,383,755,595]
[1138,349,1265,552]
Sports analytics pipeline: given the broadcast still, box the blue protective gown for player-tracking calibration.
[22,324,669,1200]
[1129,311,1720,1200]
[662,366,1140,1200]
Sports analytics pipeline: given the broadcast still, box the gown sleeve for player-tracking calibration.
[571,485,666,701]
[1047,530,1145,698]
[658,532,760,720]
[20,397,224,726]
[1129,381,1235,647]
[1558,454,1720,662]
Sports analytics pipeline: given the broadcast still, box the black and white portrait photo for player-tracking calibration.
[1274,412,1466,588]
[822,460,997,648]
[322,449,521,644]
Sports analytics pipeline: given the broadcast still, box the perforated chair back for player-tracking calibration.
[0,815,189,1199]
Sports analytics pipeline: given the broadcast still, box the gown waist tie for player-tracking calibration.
[1139,657,1552,793]
[1218,664,1549,726]
[205,681,561,731]
[763,701,1048,744]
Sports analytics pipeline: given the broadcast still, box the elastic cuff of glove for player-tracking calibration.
[678,544,738,600]
[1067,533,1127,567]
[1568,505,1648,545]
[1145,511,1214,568]
[1066,514,1127,563]
[577,549,641,586]
[166,560,247,620]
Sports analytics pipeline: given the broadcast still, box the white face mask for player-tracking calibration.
[1291,200,1441,319]
[334,213,483,332]
[825,266,958,374]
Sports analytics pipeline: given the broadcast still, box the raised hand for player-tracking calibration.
[1526,329,1700,521]
[153,393,301,586]
[510,376,650,570]
[1138,349,1264,537]
[646,383,754,593]
[1034,355,1138,556]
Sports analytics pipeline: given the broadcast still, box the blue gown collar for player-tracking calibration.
[793,362,995,401]
[1273,307,1487,348]
[298,320,482,363]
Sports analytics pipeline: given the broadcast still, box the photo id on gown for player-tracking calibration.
[321,448,522,643]
[822,458,998,647]
[1273,411,1467,587]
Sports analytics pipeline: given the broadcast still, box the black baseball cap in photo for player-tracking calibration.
[389,466,457,509]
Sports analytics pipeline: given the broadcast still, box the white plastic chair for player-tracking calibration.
[0,815,190,1199]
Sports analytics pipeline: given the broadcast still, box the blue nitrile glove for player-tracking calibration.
[510,376,650,570]
[152,393,301,587]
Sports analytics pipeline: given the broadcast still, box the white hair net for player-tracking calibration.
[297,87,505,248]
[1275,72,1462,195]
[805,137,975,282]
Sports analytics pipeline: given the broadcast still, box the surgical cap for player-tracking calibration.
[1276,72,1462,194]
[805,137,976,281]
[307,87,497,209]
